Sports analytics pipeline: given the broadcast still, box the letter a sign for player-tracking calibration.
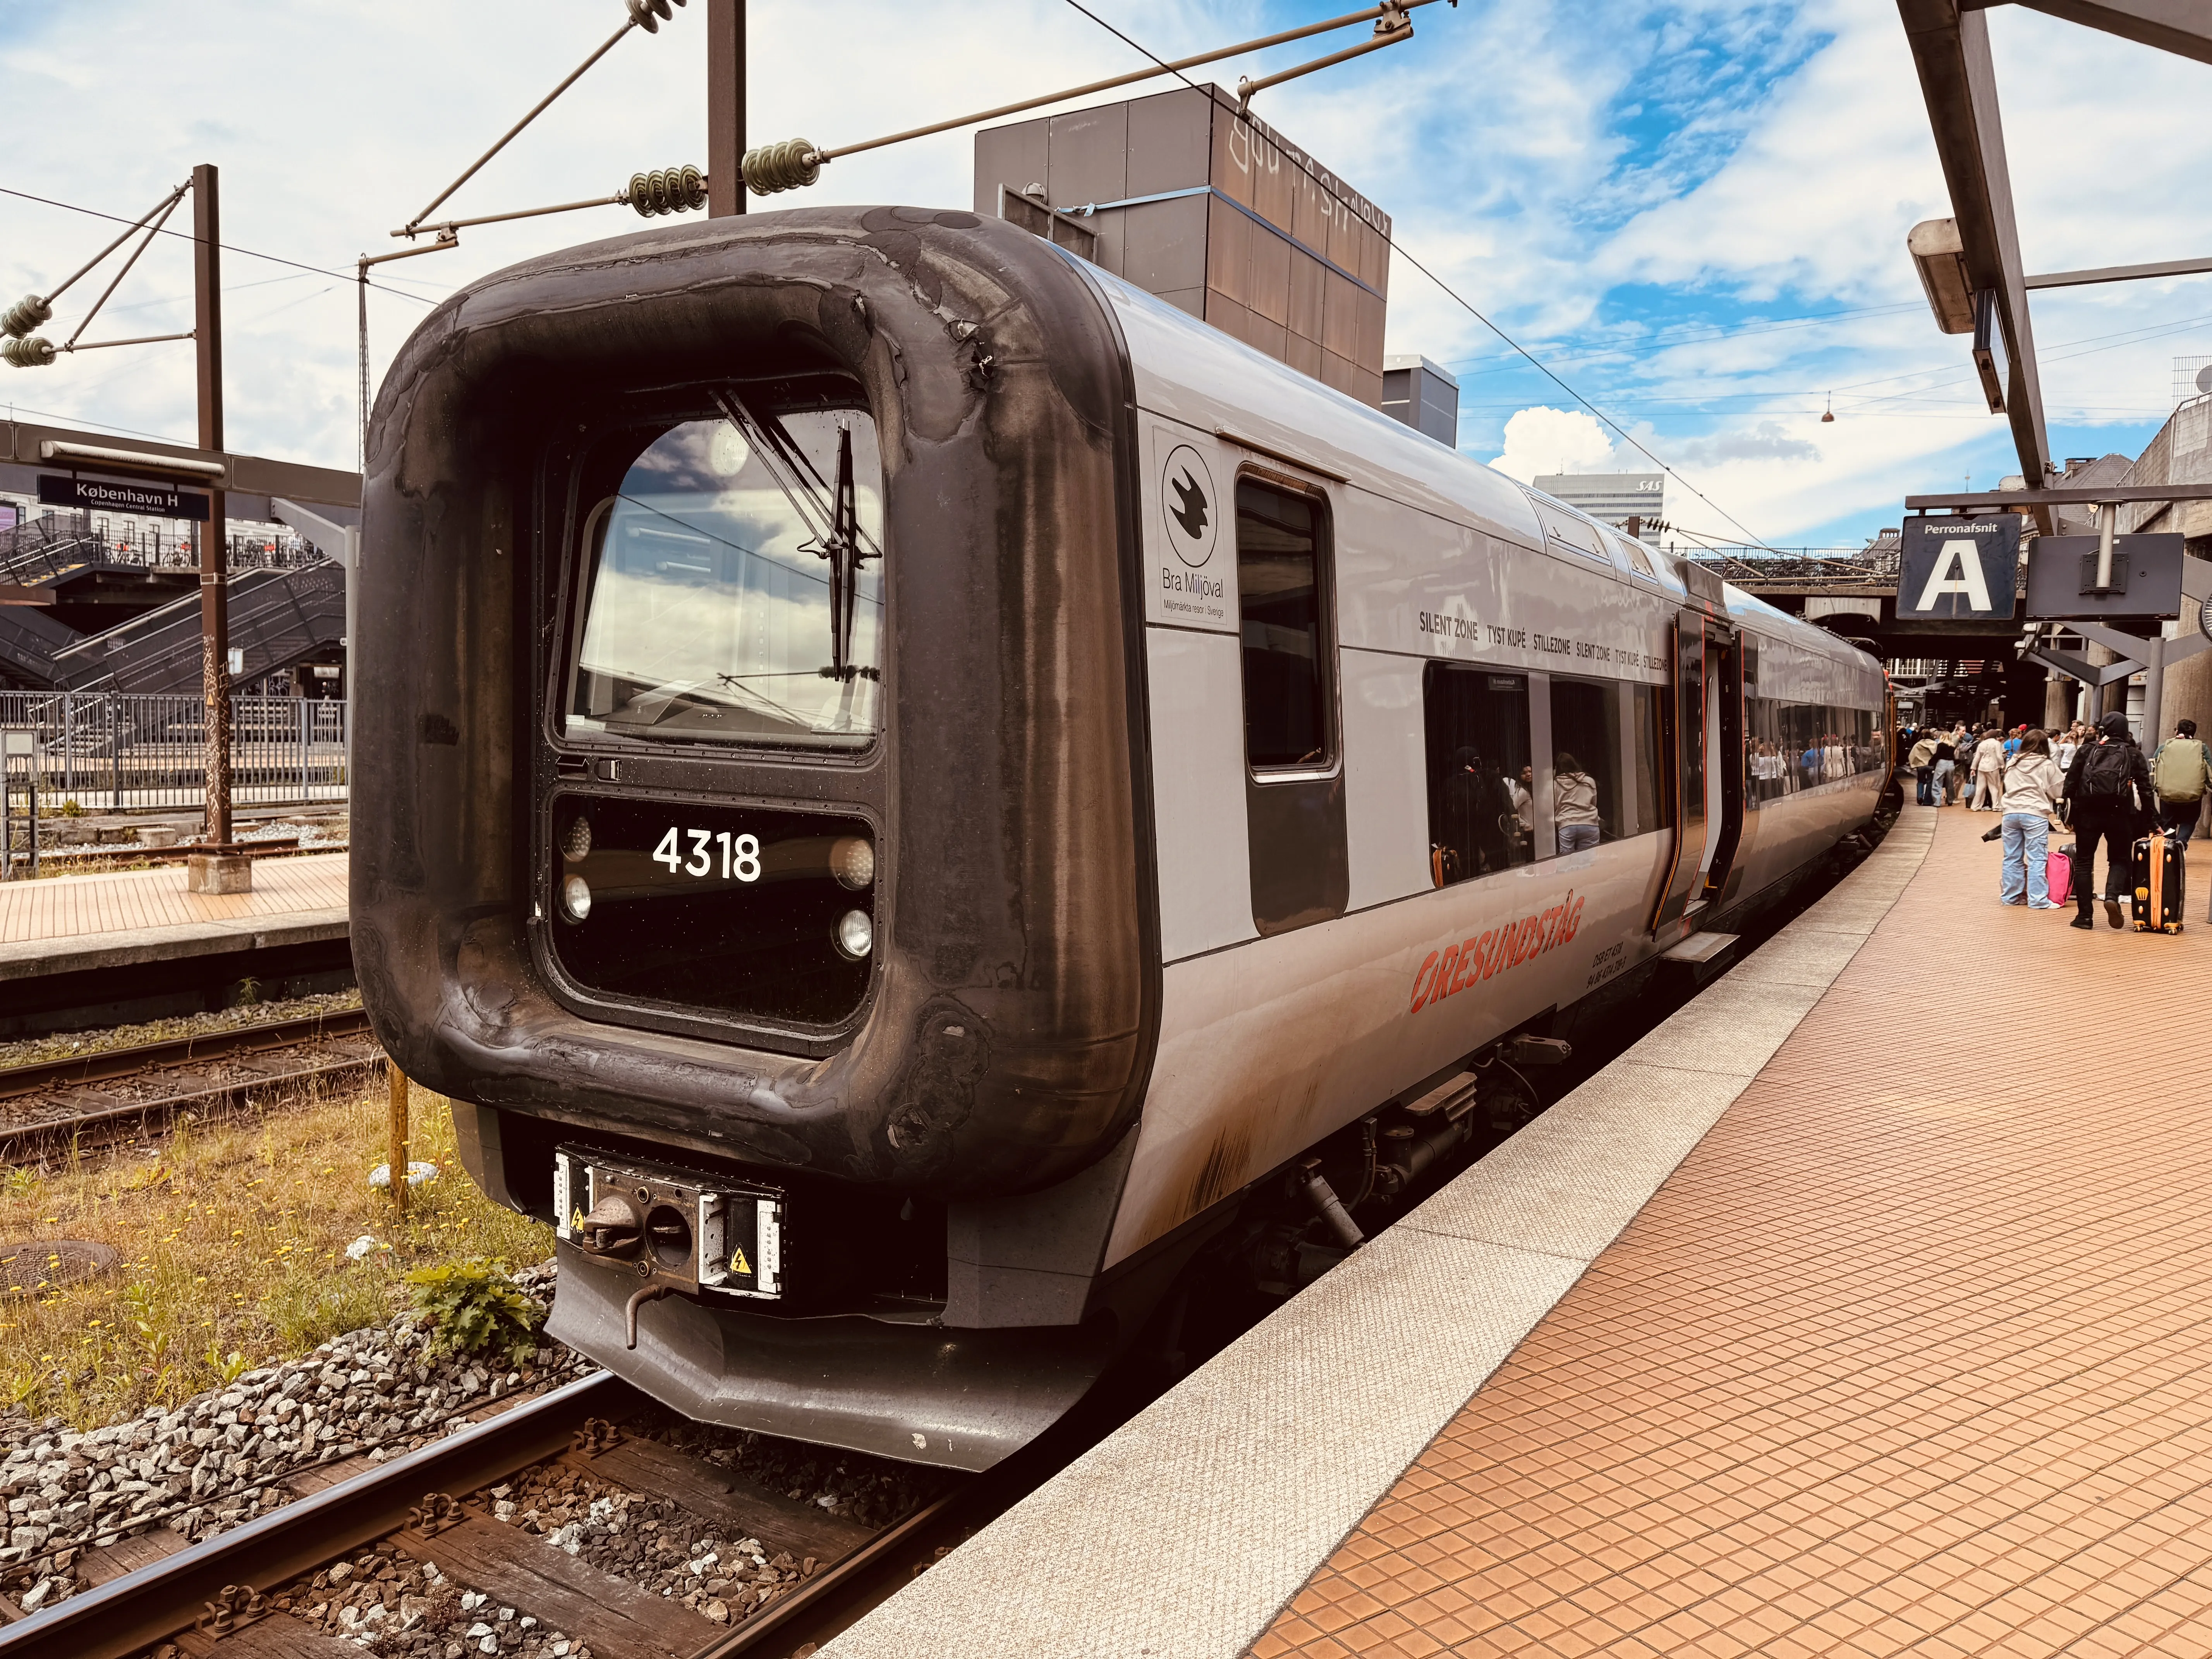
[1897,515,2021,620]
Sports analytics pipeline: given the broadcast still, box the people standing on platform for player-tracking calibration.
[1932,731,1958,806]
[2062,710,2154,931]
[2151,718,2211,850]
[1553,753,1601,855]
[1947,723,1974,804]
[2052,725,2080,774]
[1970,727,2006,811]
[1909,729,1939,805]
[1997,730,2065,909]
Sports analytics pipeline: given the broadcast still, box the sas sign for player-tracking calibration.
[1896,515,2021,619]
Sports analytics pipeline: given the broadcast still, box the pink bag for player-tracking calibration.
[2045,847,2072,907]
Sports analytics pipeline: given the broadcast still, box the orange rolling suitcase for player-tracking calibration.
[2131,831,2184,934]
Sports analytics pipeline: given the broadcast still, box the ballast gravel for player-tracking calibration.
[0,1263,582,1614]
[0,1261,945,1636]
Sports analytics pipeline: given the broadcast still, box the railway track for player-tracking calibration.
[0,1008,381,1152]
[0,1368,993,1659]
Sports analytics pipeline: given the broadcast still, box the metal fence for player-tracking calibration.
[0,692,347,812]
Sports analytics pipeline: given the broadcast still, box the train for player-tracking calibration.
[353,204,1889,1473]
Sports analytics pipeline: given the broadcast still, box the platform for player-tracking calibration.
[0,850,347,982]
[823,805,2212,1659]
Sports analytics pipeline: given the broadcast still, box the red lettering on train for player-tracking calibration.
[1409,950,1439,1012]
[1409,890,1584,1013]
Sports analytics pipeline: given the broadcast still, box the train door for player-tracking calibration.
[1651,611,1743,929]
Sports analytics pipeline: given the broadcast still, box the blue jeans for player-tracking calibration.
[1556,823,1601,855]
[2000,812,2055,906]
[1915,765,1934,805]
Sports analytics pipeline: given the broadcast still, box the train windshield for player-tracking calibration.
[567,404,884,749]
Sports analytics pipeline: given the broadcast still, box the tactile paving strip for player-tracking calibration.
[1254,810,2212,1659]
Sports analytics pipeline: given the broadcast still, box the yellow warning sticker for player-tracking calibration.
[569,1209,586,1235]
[730,1247,753,1277]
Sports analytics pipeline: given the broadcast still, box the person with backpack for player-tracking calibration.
[2062,710,2154,930]
[2151,717,2212,849]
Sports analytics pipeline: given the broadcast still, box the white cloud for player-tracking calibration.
[1489,406,1620,481]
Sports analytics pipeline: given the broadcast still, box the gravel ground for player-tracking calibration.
[0,1263,585,1614]
[0,1261,945,1631]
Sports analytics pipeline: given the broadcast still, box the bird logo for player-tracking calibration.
[1169,469,1209,541]
[1160,443,1218,567]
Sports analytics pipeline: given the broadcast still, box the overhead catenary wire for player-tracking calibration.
[0,185,439,306]
[1,180,190,342]
[747,0,1440,185]
[399,0,690,237]
[62,185,189,350]
[1054,0,1786,555]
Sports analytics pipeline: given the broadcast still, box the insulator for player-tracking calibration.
[1,336,55,369]
[1,294,52,338]
[743,138,822,197]
[625,0,684,32]
[626,165,707,218]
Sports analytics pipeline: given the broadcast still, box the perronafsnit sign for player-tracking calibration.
[36,473,210,522]
[1896,515,2021,620]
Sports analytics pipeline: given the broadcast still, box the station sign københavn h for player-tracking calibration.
[1896,514,2021,620]
[36,472,210,522]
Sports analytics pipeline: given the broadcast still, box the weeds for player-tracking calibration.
[0,1081,551,1428]
[405,1261,545,1366]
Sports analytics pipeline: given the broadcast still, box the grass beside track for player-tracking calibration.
[0,1078,552,1429]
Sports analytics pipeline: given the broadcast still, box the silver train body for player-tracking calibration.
[354,207,1886,1473]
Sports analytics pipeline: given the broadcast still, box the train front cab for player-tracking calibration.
[352,208,1170,1472]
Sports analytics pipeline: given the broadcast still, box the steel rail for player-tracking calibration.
[0,1370,640,1659]
[0,1007,373,1103]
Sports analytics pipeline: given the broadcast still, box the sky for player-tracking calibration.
[1,0,2208,551]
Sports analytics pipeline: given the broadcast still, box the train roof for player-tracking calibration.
[1063,252,1873,674]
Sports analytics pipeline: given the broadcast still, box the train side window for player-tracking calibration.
[1547,677,1623,852]
[1630,682,1666,835]
[1236,480,1333,770]
[1423,663,1532,885]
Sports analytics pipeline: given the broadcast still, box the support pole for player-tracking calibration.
[388,1061,410,1218]
[2142,632,2167,744]
[187,163,249,895]
[707,0,746,217]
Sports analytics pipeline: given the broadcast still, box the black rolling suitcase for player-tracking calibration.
[2131,830,2184,934]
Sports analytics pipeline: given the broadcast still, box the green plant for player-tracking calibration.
[57,798,83,818]
[201,1342,250,1384]
[404,1260,543,1366]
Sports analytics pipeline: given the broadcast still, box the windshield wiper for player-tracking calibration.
[708,391,879,680]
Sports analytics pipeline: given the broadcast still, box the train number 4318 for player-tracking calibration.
[652,826,762,883]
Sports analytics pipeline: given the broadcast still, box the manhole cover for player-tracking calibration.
[0,1240,118,1291]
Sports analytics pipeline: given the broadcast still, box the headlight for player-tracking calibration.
[828,835,875,890]
[561,815,592,861]
[834,908,872,959]
[560,874,593,923]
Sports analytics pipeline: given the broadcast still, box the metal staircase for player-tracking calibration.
[50,561,345,694]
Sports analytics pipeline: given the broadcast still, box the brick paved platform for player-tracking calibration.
[822,803,2212,1659]
[0,851,347,981]
[1255,806,2212,1659]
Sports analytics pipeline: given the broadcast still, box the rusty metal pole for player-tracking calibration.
[189,163,244,891]
[706,0,745,217]
[388,1061,410,1217]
